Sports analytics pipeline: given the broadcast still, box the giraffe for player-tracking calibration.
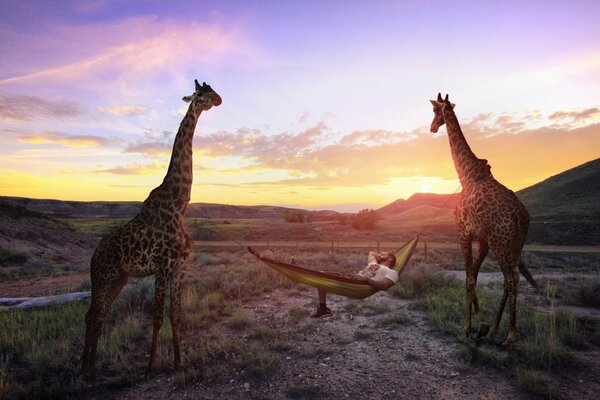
[82,80,222,373]
[429,93,537,345]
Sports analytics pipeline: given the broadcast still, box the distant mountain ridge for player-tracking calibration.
[2,196,343,221]
[2,157,599,245]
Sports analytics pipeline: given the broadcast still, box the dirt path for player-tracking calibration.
[104,288,527,400]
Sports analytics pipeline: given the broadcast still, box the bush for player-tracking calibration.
[284,210,310,223]
[350,209,380,230]
[0,247,28,266]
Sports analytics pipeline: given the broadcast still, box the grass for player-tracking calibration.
[515,368,558,399]
[375,313,413,330]
[421,273,599,398]
[0,247,28,266]
[0,248,299,398]
[1,233,598,398]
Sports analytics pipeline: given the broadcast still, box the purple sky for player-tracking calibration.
[0,1,599,210]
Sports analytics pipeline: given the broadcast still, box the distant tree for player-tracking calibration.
[350,208,380,230]
[284,210,309,223]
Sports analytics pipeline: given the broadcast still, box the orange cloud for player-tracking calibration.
[16,131,112,147]
[189,110,600,191]
[549,107,599,122]
[94,162,167,176]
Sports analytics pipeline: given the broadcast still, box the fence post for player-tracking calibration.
[377,240,380,253]
[331,240,334,255]
[296,240,299,258]
[424,241,428,263]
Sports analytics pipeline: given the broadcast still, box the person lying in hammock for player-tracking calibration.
[312,251,398,318]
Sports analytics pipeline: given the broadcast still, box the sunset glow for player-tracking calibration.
[1,1,599,211]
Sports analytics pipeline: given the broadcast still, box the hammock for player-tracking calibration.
[247,236,419,299]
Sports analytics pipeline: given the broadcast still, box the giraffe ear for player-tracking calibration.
[182,95,193,103]
[451,102,456,109]
[430,100,441,107]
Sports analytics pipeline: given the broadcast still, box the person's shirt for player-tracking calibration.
[357,260,399,284]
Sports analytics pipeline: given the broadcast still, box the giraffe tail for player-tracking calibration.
[518,260,539,290]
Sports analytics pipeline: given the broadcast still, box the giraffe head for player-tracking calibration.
[182,79,222,111]
[429,93,455,133]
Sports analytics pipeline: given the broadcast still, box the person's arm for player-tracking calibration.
[366,277,395,291]
[367,251,377,263]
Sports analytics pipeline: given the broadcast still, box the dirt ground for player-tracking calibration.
[91,277,599,400]
[2,269,599,400]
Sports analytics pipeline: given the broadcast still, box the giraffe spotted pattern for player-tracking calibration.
[430,93,537,345]
[82,80,222,374]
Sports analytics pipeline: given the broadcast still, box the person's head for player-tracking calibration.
[375,251,396,268]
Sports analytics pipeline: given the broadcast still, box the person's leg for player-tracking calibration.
[311,289,332,318]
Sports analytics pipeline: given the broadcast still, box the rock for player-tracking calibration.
[244,382,250,392]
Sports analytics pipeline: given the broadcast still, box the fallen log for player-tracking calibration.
[0,291,91,310]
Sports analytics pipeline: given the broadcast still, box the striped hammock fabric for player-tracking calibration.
[247,236,419,299]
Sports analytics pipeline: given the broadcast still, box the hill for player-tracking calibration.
[387,205,454,226]
[376,192,460,218]
[516,158,600,219]
[516,157,600,245]
[0,199,97,278]
[3,196,342,221]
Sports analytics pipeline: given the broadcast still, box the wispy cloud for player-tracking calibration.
[94,162,167,175]
[0,17,256,91]
[100,104,150,116]
[549,107,599,122]
[0,95,85,121]
[124,141,172,157]
[16,131,112,147]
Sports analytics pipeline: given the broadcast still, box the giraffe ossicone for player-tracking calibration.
[82,79,222,374]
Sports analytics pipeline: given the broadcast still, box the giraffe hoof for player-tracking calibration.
[477,323,490,338]
[501,336,518,346]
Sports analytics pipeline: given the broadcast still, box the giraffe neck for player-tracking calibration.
[443,106,487,188]
[161,103,202,204]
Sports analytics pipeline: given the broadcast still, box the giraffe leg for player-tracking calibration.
[488,282,508,340]
[82,272,128,374]
[503,266,520,345]
[459,234,474,338]
[472,240,490,338]
[148,270,168,370]
[170,264,185,370]
[170,238,191,370]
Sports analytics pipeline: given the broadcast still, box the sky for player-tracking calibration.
[0,0,599,212]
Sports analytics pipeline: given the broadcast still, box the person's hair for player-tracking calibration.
[380,252,396,268]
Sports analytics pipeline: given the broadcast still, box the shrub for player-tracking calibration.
[0,247,28,266]
[350,209,380,230]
